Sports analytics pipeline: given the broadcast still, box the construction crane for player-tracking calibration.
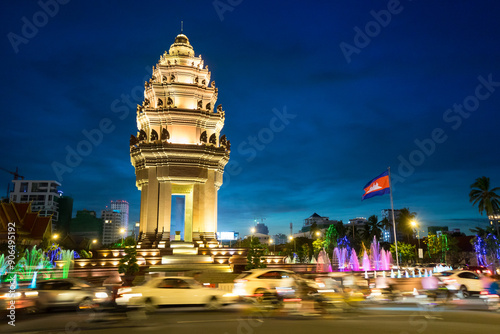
[0,167,24,180]
[0,167,24,200]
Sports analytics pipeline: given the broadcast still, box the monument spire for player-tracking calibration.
[130,33,230,250]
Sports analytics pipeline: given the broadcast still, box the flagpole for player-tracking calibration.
[388,166,399,268]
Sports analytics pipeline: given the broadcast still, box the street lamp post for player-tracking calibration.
[289,235,296,252]
[269,239,274,254]
[410,221,419,247]
[120,228,126,244]
[250,227,256,243]
[411,221,422,261]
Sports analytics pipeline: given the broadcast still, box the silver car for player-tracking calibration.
[35,278,110,311]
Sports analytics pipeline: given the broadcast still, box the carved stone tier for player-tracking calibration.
[131,33,230,248]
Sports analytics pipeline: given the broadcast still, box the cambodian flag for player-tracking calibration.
[362,170,390,200]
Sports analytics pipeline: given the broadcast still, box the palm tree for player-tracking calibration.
[397,208,417,242]
[367,215,383,241]
[469,176,500,236]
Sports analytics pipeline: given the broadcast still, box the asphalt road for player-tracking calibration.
[2,300,499,334]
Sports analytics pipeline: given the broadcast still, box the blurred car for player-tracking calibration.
[0,285,39,315]
[439,270,484,297]
[232,269,297,297]
[35,278,111,311]
[116,276,235,311]
[464,265,492,275]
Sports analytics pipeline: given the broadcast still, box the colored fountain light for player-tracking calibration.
[350,249,360,271]
[317,249,332,272]
[362,251,371,271]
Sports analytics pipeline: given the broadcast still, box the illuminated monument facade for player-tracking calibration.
[130,34,230,249]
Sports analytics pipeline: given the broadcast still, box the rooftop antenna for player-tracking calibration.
[181,20,183,33]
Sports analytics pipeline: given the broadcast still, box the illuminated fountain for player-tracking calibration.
[362,251,370,271]
[0,254,8,278]
[317,249,332,272]
[333,247,349,271]
[58,250,75,278]
[370,236,382,270]
[349,249,360,271]
[14,246,53,281]
[369,236,392,270]
[30,272,38,289]
[329,236,394,273]
[433,264,452,272]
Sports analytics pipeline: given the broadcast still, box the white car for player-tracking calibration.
[440,270,484,297]
[232,269,297,297]
[116,277,235,311]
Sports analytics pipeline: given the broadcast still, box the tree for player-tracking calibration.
[360,224,371,245]
[367,215,383,241]
[423,233,450,263]
[469,176,500,236]
[245,237,267,270]
[298,243,312,263]
[118,247,140,285]
[397,208,417,242]
[446,236,466,265]
[324,224,339,252]
[309,222,320,239]
[312,238,327,256]
[390,242,416,265]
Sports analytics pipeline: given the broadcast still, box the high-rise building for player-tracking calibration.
[55,196,73,234]
[381,209,404,242]
[253,222,269,235]
[70,210,103,241]
[9,180,61,231]
[102,209,123,245]
[110,200,129,231]
[130,33,230,248]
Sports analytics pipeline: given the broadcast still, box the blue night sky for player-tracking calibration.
[1,1,499,236]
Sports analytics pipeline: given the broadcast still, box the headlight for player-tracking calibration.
[24,291,39,298]
[118,287,132,294]
[95,292,109,299]
[1,292,22,299]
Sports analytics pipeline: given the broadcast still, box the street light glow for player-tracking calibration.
[52,234,59,240]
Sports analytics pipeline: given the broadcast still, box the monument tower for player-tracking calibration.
[130,33,230,249]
